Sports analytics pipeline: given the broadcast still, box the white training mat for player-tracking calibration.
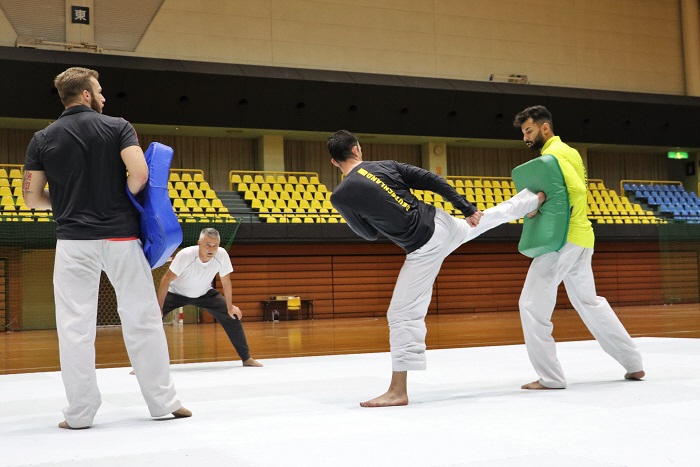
[0,337,698,467]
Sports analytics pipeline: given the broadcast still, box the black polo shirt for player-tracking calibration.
[331,160,477,253]
[24,105,141,240]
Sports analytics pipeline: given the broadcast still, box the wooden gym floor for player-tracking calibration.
[1,303,698,375]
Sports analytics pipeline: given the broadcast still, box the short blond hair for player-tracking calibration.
[54,67,99,105]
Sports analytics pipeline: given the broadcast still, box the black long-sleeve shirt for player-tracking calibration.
[330,161,476,253]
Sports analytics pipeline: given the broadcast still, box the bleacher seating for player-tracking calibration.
[169,169,236,224]
[623,181,700,224]
[230,171,343,223]
[0,164,53,222]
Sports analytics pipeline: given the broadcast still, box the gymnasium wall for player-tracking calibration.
[131,0,686,95]
[0,129,674,192]
[0,0,687,95]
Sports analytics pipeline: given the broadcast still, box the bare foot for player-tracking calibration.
[243,358,263,367]
[521,381,562,390]
[527,192,546,218]
[172,407,192,418]
[624,370,645,380]
[58,421,90,430]
[360,390,409,407]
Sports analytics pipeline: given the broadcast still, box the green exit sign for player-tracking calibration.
[668,151,689,159]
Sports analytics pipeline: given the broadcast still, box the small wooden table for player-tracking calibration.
[261,299,314,321]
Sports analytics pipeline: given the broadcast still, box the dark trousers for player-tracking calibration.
[163,289,251,361]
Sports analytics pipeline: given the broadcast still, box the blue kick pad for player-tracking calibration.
[511,154,570,258]
[127,142,183,269]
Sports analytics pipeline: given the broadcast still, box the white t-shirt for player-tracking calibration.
[168,245,234,298]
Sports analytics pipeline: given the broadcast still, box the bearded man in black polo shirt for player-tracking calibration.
[23,67,190,429]
[328,130,544,407]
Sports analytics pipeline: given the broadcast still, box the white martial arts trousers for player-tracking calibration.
[388,189,541,371]
[54,239,182,427]
[519,242,644,388]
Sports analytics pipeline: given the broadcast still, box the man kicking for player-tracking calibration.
[327,130,544,407]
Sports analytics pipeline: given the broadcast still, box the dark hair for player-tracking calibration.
[327,130,359,162]
[513,105,553,131]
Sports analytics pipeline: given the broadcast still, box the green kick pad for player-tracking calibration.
[511,154,570,258]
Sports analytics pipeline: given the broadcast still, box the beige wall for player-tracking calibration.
[0,8,15,46]
[133,0,685,95]
[0,0,687,94]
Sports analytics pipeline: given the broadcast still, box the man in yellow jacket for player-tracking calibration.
[513,105,645,389]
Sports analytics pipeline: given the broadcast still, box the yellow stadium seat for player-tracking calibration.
[180,173,192,182]
[1,195,14,206]
[288,199,299,209]
[193,173,204,182]
[266,217,278,223]
[254,175,264,184]
[186,182,198,191]
[287,175,298,184]
[299,200,311,209]
[0,187,11,197]
[304,217,314,223]
[237,182,248,192]
[276,175,286,184]
[11,178,21,187]
[260,183,272,192]
[255,191,267,200]
[172,199,185,209]
[0,169,8,178]
[169,173,180,182]
[314,192,325,201]
[168,189,179,199]
[272,183,283,192]
[242,175,254,184]
[230,174,242,184]
[284,192,295,201]
[180,189,192,198]
[328,217,338,224]
[192,190,204,199]
[174,182,186,191]
[306,185,317,193]
[303,192,314,201]
[267,191,279,200]
[9,169,22,179]
[186,199,199,208]
[0,179,9,188]
[199,199,211,208]
[205,190,216,199]
[211,199,223,209]
[299,176,310,185]
[310,176,320,184]
[245,191,256,201]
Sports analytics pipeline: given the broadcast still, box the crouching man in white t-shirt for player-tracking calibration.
[159,228,262,367]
